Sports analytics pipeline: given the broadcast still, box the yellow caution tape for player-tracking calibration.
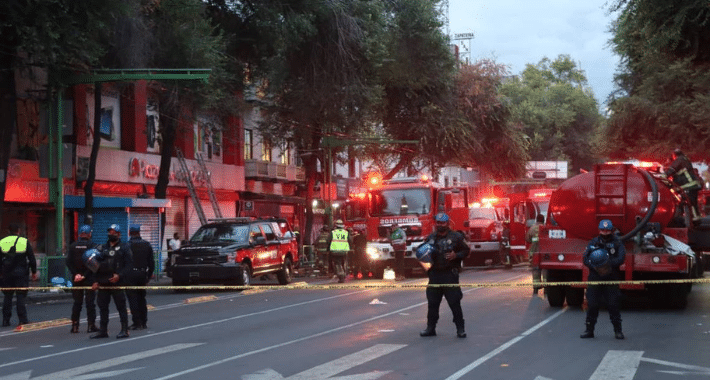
[2,277,709,292]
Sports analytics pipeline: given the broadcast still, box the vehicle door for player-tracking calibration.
[259,222,281,271]
[250,223,269,272]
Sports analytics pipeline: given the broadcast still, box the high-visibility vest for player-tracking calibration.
[0,235,28,256]
[329,229,350,252]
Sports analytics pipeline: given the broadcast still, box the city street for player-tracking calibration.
[1,266,709,380]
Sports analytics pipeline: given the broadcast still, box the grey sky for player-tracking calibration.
[448,1,621,108]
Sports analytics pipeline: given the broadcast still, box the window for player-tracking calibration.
[279,142,291,165]
[261,223,277,241]
[244,129,253,160]
[194,115,222,161]
[261,138,272,162]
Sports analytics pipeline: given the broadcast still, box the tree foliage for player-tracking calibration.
[500,55,603,173]
[606,0,710,161]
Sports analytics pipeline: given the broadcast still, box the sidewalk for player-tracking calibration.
[27,276,175,303]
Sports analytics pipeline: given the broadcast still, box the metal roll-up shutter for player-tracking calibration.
[218,200,236,218]
[128,208,161,252]
[79,209,127,244]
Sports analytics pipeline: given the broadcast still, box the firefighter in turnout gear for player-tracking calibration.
[91,224,133,339]
[65,224,99,333]
[315,226,331,275]
[1,223,38,327]
[664,149,702,222]
[418,213,470,338]
[580,219,626,340]
[326,220,353,283]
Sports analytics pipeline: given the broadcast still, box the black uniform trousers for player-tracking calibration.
[2,275,29,323]
[96,287,128,330]
[71,279,96,324]
[126,270,149,326]
[426,269,464,328]
[585,284,622,327]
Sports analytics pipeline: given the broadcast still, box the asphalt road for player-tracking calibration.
[1,266,709,380]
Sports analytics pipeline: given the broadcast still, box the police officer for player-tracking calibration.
[418,213,470,338]
[664,149,702,222]
[1,223,38,327]
[66,224,99,333]
[91,224,133,339]
[126,224,154,330]
[326,220,352,283]
[580,219,626,340]
[389,222,407,281]
[526,214,544,295]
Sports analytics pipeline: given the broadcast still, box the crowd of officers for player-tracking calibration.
[1,222,154,339]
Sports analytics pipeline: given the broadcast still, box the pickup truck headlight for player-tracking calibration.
[366,246,381,260]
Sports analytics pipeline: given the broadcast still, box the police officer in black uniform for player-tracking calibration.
[91,224,133,339]
[1,223,38,327]
[580,219,626,340]
[66,224,99,333]
[419,212,470,338]
[126,224,154,330]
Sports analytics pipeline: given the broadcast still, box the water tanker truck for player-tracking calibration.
[534,162,708,309]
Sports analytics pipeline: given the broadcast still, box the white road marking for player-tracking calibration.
[642,356,710,374]
[67,368,142,380]
[287,344,405,380]
[534,377,554,380]
[445,308,568,380]
[0,372,31,380]
[589,351,643,380]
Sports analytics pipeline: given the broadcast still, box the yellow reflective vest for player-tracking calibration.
[0,235,28,256]
[329,229,350,252]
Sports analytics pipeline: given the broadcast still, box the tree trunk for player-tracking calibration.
[155,87,179,247]
[0,58,16,229]
[83,82,102,227]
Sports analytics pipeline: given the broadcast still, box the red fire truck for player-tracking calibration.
[534,162,708,309]
[341,174,471,278]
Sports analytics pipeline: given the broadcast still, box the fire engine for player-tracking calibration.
[534,162,708,309]
[341,174,471,278]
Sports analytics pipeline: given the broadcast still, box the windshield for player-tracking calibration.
[190,224,250,244]
[469,207,498,220]
[369,188,431,217]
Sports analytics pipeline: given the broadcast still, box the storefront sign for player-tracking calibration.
[127,156,205,186]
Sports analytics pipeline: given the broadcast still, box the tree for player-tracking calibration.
[0,0,122,228]
[500,55,603,173]
[605,0,710,161]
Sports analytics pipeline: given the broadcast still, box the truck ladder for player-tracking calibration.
[195,152,223,219]
[594,164,629,223]
[175,148,207,225]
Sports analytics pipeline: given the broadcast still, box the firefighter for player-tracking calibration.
[326,220,352,283]
[580,219,626,340]
[389,222,407,281]
[91,224,133,339]
[664,149,702,222]
[1,223,38,327]
[126,224,154,330]
[65,224,99,333]
[315,226,330,275]
[526,214,544,295]
[418,212,470,338]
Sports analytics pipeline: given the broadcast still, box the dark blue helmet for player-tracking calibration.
[107,224,121,233]
[598,219,614,231]
[82,248,103,273]
[435,213,450,223]
[415,243,434,263]
[589,248,609,267]
[78,225,92,234]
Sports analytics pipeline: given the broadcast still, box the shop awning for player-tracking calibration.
[64,195,171,209]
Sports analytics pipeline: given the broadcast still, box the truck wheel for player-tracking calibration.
[237,265,252,286]
[546,286,565,307]
[565,287,584,307]
[277,258,293,285]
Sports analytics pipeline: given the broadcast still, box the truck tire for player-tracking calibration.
[237,265,252,286]
[277,258,293,285]
[546,286,565,307]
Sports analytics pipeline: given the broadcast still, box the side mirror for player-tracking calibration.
[254,236,266,246]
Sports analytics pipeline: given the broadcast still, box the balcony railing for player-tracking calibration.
[244,160,305,183]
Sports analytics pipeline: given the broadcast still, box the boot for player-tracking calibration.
[87,323,99,333]
[2,319,10,327]
[90,330,109,339]
[419,326,436,337]
[613,323,624,340]
[580,322,595,339]
[456,325,466,338]
[70,321,80,334]
[116,323,130,339]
